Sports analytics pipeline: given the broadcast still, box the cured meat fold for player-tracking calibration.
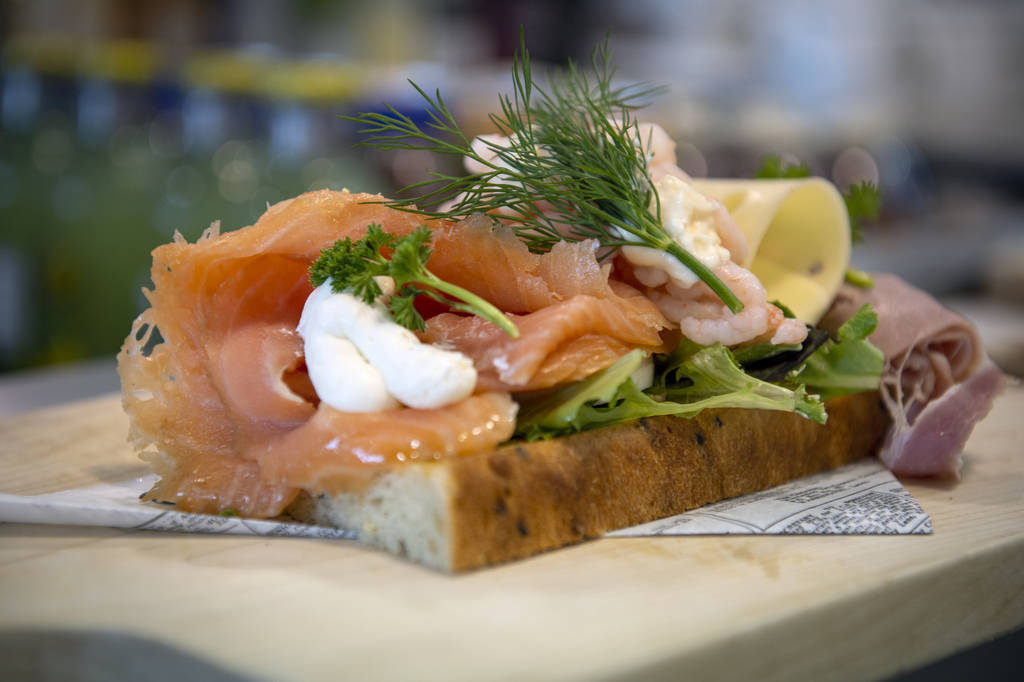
[821,275,1006,478]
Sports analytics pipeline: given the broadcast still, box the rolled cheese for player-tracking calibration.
[693,178,851,324]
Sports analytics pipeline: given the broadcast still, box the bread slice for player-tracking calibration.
[287,391,890,571]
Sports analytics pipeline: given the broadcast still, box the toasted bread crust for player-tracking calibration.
[294,392,890,571]
[445,391,889,570]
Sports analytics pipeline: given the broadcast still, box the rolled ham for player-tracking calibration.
[820,275,1005,478]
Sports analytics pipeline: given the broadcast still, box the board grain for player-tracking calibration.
[0,388,1021,682]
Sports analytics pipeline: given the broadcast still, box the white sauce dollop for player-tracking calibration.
[618,174,731,289]
[298,278,478,412]
[631,355,655,392]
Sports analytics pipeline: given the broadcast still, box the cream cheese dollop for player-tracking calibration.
[618,174,732,290]
[298,278,478,412]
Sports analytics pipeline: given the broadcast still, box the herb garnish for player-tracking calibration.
[755,155,811,179]
[843,181,882,244]
[310,224,519,337]
[342,35,744,313]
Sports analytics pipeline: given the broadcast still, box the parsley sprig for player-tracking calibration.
[342,35,744,314]
[310,224,519,338]
[843,181,881,244]
[755,156,811,179]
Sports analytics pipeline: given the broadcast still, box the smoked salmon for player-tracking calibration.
[121,191,442,515]
[423,294,669,391]
[426,214,615,313]
[118,190,667,516]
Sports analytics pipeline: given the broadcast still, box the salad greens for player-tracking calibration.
[514,306,883,441]
[789,304,884,400]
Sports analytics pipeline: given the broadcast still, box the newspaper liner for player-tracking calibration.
[0,458,930,538]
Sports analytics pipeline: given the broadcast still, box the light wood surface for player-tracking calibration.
[0,388,1021,682]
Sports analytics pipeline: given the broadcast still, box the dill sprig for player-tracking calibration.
[310,224,519,338]
[342,35,744,314]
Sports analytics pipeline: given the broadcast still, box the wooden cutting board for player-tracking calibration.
[0,388,1021,682]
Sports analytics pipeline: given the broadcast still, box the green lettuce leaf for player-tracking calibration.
[515,344,825,441]
[787,303,884,400]
[513,305,884,442]
[732,328,830,382]
[515,350,647,440]
[658,343,825,423]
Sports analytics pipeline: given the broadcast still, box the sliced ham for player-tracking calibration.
[820,275,1005,478]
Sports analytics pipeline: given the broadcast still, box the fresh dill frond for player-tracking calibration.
[342,34,744,314]
[310,224,519,337]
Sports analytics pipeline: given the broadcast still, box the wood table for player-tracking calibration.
[1,388,1021,681]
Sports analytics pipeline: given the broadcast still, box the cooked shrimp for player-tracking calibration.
[637,121,692,183]
[647,260,806,347]
[765,306,809,345]
[637,122,749,265]
[464,133,516,176]
[710,200,748,265]
[460,122,750,273]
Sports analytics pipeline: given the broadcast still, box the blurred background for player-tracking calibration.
[1,0,1022,384]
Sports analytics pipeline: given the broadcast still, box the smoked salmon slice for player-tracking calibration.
[257,392,517,495]
[120,191,431,516]
[424,293,669,392]
[424,214,671,391]
[427,214,615,313]
[118,191,665,517]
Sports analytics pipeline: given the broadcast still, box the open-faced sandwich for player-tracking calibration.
[117,41,1004,571]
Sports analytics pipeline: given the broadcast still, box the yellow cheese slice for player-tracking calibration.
[693,178,851,324]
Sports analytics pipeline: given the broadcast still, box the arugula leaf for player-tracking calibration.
[310,224,519,337]
[788,303,883,400]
